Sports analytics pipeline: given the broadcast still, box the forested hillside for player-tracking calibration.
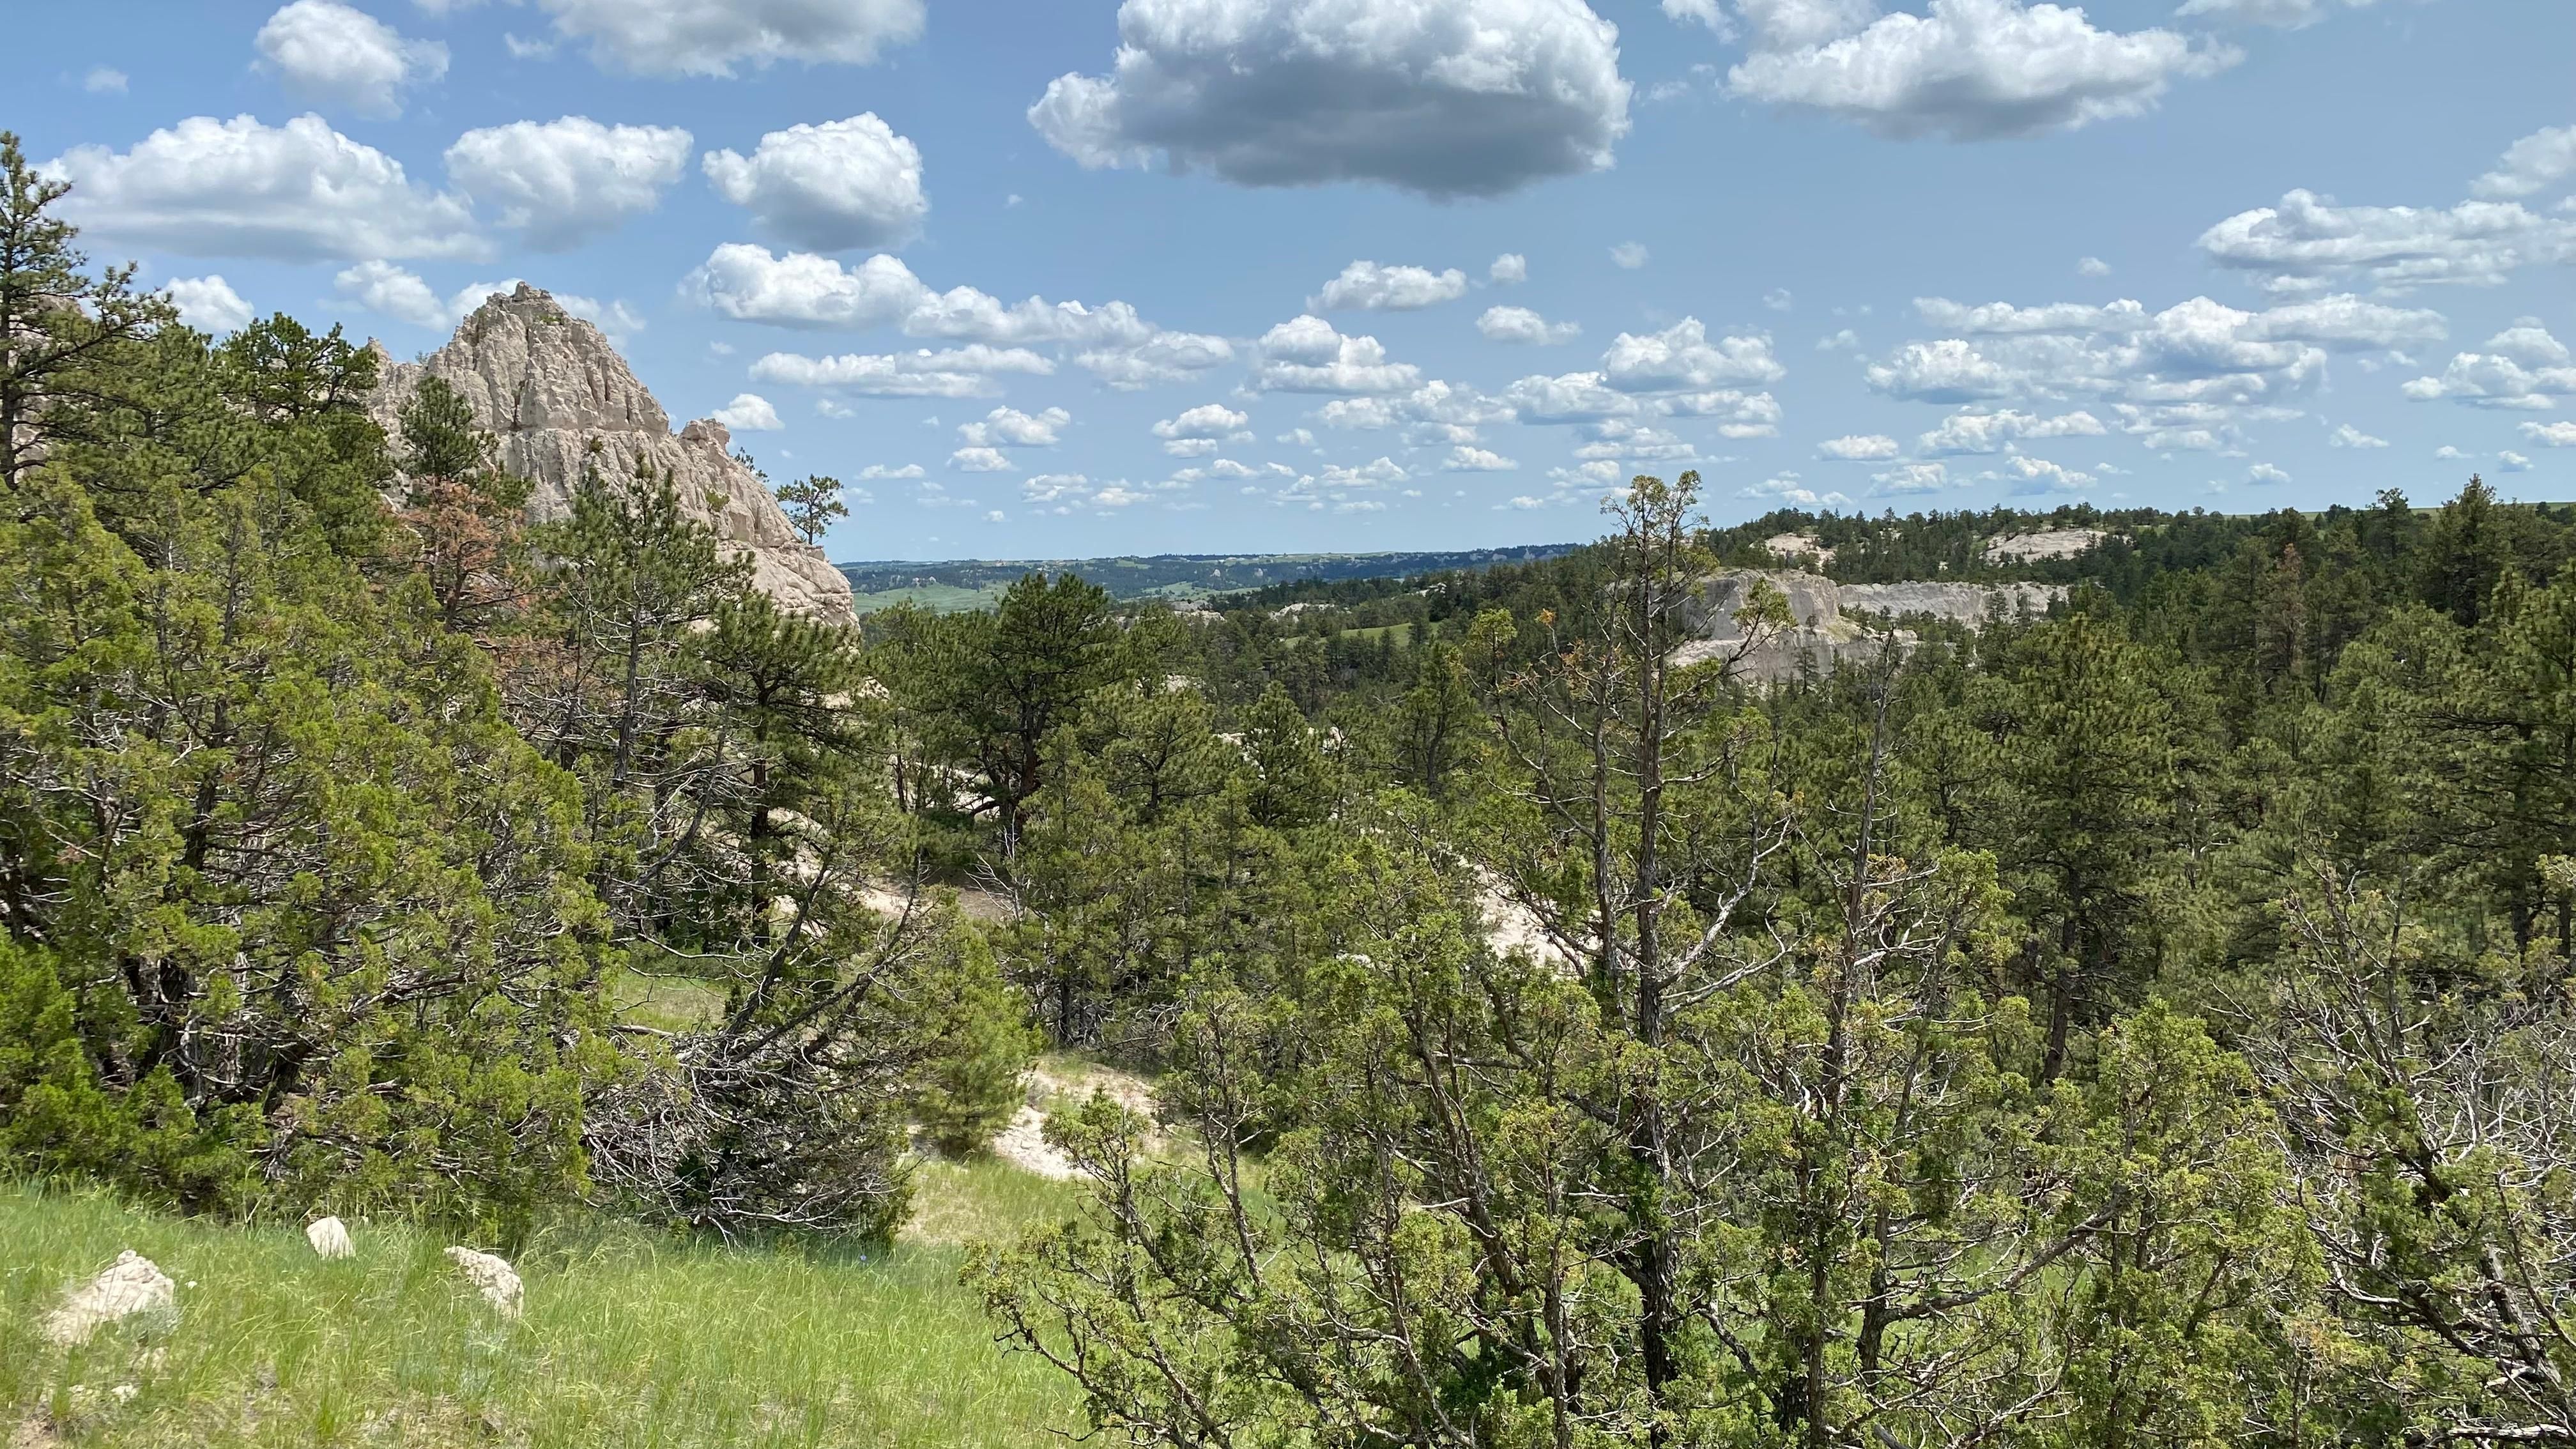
[12,135,2576,1446]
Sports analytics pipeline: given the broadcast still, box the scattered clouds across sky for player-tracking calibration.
[17,0,2569,559]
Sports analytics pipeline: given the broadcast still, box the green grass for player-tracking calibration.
[1,1174,1084,1448]
[844,584,1011,615]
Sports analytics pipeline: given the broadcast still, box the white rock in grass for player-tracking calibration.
[443,1246,523,1319]
[305,1216,354,1260]
[43,1250,177,1345]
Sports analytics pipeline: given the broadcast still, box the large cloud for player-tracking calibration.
[1725,0,2236,141]
[446,118,693,251]
[2198,190,2576,295]
[702,114,928,251]
[256,1,447,118]
[1867,294,2448,413]
[2473,124,2576,202]
[684,243,1234,388]
[1029,0,1632,198]
[528,0,925,76]
[1311,260,1468,311]
[1600,319,1784,392]
[2402,326,2576,410]
[47,114,482,261]
[1253,316,1422,394]
[165,276,255,334]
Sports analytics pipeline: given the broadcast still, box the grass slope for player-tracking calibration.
[2,1165,1079,1448]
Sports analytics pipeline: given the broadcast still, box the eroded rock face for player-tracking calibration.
[1677,569,2064,682]
[367,285,855,618]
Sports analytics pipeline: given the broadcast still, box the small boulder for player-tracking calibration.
[443,1246,523,1319]
[43,1251,177,1346]
[305,1217,355,1261]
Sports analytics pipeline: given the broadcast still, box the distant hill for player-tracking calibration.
[836,546,1581,613]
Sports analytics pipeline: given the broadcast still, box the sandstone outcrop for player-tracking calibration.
[1676,569,2065,682]
[443,1246,523,1319]
[1984,528,2106,563]
[43,1251,176,1346]
[367,285,854,618]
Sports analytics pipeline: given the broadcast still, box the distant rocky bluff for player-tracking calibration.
[1681,570,2073,682]
[366,285,855,618]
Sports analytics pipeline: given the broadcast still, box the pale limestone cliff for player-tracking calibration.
[368,285,854,618]
[1677,569,2065,682]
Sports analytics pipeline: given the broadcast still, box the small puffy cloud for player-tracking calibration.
[256,1,447,118]
[1816,433,1899,460]
[446,117,693,251]
[682,245,1218,387]
[2520,420,2576,448]
[702,114,927,252]
[751,344,1055,398]
[1763,287,1795,312]
[1726,0,2235,141]
[1602,319,1784,392]
[2471,124,2576,201]
[1501,370,1638,424]
[711,392,784,431]
[1478,305,1581,345]
[2434,445,2467,461]
[857,463,927,480]
[2199,190,2576,296]
[165,276,254,334]
[2327,422,2389,448]
[2077,256,2112,277]
[84,68,128,95]
[1153,402,1252,445]
[1816,328,1859,351]
[959,405,1070,448]
[2402,330,2576,409]
[1655,388,1781,436]
[2247,461,2290,484]
[334,259,452,328]
[950,446,1015,472]
[1320,456,1408,488]
[1443,445,1518,471]
[1610,241,1650,270]
[1029,0,1632,199]
[1254,316,1422,394]
[1915,408,2104,455]
[1740,471,1853,507]
[531,0,926,77]
[2497,450,2533,472]
[1873,461,1950,494]
[1490,252,1528,284]
[48,114,481,261]
[1312,261,1468,311]
[1995,454,2094,494]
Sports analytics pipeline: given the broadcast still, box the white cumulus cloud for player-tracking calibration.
[2472,124,2576,203]
[2326,422,2388,448]
[2520,420,2576,448]
[1816,433,1899,460]
[256,1,447,118]
[712,392,784,431]
[1725,0,2235,141]
[47,114,480,261]
[446,118,693,251]
[1490,252,1528,284]
[165,276,254,334]
[1254,316,1422,394]
[750,345,1055,398]
[1478,305,1581,345]
[958,405,1071,448]
[2199,190,2576,296]
[1443,445,1518,471]
[1312,260,1469,311]
[1602,319,1784,392]
[1029,0,1632,198]
[703,114,928,252]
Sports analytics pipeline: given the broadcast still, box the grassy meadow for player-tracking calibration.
[1,1161,1083,1448]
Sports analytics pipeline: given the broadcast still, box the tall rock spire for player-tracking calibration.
[367,284,855,618]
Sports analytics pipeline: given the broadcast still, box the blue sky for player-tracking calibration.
[10,0,2573,561]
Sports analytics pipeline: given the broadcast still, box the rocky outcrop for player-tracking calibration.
[443,1246,523,1319]
[367,285,854,618]
[43,1251,176,1346]
[1984,528,2105,563]
[1676,569,2064,682]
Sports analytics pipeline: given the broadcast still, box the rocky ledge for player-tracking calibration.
[367,285,854,618]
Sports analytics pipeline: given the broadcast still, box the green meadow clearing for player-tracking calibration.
[1,1162,1082,1449]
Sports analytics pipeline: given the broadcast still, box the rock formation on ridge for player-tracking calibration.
[367,285,854,618]
[1677,569,2066,682]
